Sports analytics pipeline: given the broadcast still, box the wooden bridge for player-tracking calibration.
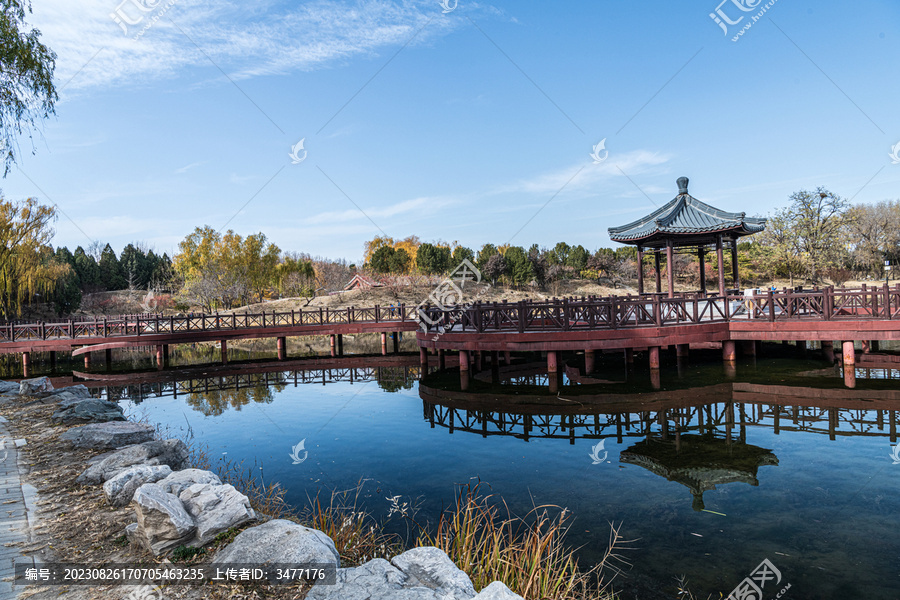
[415,285,900,389]
[3,286,900,388]
[0,304,419,375]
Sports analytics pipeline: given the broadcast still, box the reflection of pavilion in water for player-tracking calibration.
[620,435,778,511]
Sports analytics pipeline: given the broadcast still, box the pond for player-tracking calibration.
[12,341,900,599]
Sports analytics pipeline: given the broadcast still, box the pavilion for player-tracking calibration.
[608,177,766,297]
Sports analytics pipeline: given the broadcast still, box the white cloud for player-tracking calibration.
[29,0,465,94]
[176,161,206,174]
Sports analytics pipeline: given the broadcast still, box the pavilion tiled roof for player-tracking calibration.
[608,177,766,246]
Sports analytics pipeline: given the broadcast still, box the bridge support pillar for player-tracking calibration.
[842,341,856,388]
[22,351,30,370]
[625,348,634,365]
[459,350,470,372]
[84,352,91,370]
[547,351,558,374]
[460,370,470,391]
[491,352,500,383]
[649,346,660,370]
[650,369,661,390]
[722,340,737,363]
[330,335,336,357]
[155,345,164,370]
[221,340,228,364]
[277,337,286,361]
[438,349,445,370]
[392,332,399,353]
[381,332,387,356]
[337,334,343,356]
[584,350,595,374]
[419,347,428,371]
[821,341,835,363]
[504,351,511,365]
[740,340,756,357]
[676,344,689,359]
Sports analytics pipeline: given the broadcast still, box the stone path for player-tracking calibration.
[0,415,33,599]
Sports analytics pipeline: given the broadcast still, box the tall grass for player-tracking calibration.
[417,482,631,600]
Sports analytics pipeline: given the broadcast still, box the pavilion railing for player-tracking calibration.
[419,284,900,335]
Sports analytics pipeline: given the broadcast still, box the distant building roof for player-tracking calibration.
[608,177,766,249]
[343,274,382,291]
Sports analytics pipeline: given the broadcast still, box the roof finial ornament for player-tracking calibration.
[677,177,689,195]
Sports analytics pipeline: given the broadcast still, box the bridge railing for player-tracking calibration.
[0,303,416,343]
[419,284,900,334]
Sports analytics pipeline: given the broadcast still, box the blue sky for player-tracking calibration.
[3,0,899,262]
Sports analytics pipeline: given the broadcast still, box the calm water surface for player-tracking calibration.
[13,342,899,599]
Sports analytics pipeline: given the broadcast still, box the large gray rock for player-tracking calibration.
[52,399,125,424]
[19,377,52,395]
[103,465,173,507]
[213,519,339,567]
[157,468,221,496]
[131,483,196,555]
[50,385,91,400]
[307,556,475,600]
[76,439,189,485]
[390,547,476,598]
[472,582,522,600]
[306,547,503,600]
[60,421,155,449]
[0,381,19,394]
[179,483,256,546]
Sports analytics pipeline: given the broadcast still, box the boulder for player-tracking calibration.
[157,469,221,496]
[306,557,475,600]
[103,465,173,507]
[52,399,125,424]
[390,547,476,598]
[0,381,18,394]
[178,483,256,546]
[19,377,52,396]
[124,522,139,545]
[213,519,339,567]
[77,439,189,485]
[472,582,522,600]
[50,384,91,399]
[61,422,155,449]
[305,547,500,600]
[131,483,196,555]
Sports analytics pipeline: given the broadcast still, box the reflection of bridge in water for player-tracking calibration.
[419,381,900,444]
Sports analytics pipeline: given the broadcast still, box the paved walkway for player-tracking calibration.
[0,415,32,599]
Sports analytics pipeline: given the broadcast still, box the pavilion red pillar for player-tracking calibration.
[698,248,707,295]
[666,239,675,298]
[637,245,645,295]
[277,337,286,360]
[654,251,662,293]
[716,235,726,296]
[731,239,740,291]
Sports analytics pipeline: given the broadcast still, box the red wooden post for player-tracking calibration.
[221,339,228,364]
[381,332,387,356]
[649,346,660,369]
[330,334,336,357]
[666,239,675,298]
[722,340,737,362]
[277,337,286,360]
[459,350,470,372]
[584,349,595,374]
